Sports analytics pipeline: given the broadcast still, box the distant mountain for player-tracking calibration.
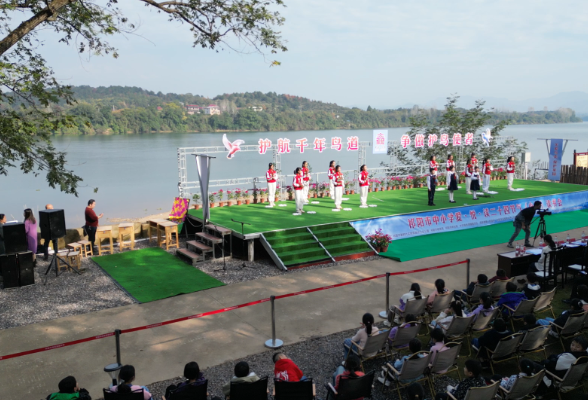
[399,91,588,115]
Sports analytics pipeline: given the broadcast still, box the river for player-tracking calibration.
[2,122,587,227]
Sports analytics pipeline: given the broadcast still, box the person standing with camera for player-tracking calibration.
[85,199,103,254]
[507,200,541,248]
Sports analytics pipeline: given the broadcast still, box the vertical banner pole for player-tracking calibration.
[264,295,283,349]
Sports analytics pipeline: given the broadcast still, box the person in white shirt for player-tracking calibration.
[470,166,481,200]
[426,168,437,206]
[266,163,278,207]
[328,160,336,200]
[534,234,557,273]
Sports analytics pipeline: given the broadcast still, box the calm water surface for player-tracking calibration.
[1,123,586,226]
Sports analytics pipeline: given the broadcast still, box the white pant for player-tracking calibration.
[360,186,368,206]
[446,171,451,185]
[448,190,454,201]
[268,182,276,206]
[507,173,514,189]
[334,186,343,208]
[483,175,491,192]
[303,181,309,203]
[329,180,334,199]
[295,190,304,212]
[465,177,471,193]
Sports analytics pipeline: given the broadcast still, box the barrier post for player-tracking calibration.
[466,258,470,288]
[115,329,121,364]
[379,272,390,321]
[104,329,123,387]
[264,296,283,349]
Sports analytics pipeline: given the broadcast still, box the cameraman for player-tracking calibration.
[507,200,542,248]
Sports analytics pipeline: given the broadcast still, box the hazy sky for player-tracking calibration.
[42,0,588,108]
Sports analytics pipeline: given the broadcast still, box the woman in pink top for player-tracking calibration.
[429,328,449,373]
[24,209,38,258]
[343,313,380,359]
[427,278,449,306]
[109,365,152,400]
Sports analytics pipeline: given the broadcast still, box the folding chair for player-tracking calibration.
[428,342,462,393]
[440,315,474,355]
[490,278,515,300]
[103,389,144,400]
[165,382,208,400]
[447,380,499,400]
[274,379,315,400]
[545,356,588,400]
[382,352,430,399]
[469,308,498,335]
[459,283,492,307]
[391,297,428,325]
[474,333,523,374]
[228,376,268,400]
[561,245,586,285]
[347,330,390,371]
[427,291,455,321]
[326,371,375,400]
[566,246,588,282]
[388,323,420,357]
[517,325,550,359]
[502,298,538,331]
[498,370,545,400]
[533,288,556,319]
[549,311,587,351]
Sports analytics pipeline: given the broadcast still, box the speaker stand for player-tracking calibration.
[43,241,81,284]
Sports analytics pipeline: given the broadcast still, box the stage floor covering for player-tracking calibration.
[187,180,586,235]
[93,247,224,302]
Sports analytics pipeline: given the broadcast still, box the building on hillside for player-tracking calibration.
[203,104,221,115]
[185,104,201,115]
[249,106,263,112]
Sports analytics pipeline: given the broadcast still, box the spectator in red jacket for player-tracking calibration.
[273,352,305,382]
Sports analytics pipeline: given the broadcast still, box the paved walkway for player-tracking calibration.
[1,226,584,400]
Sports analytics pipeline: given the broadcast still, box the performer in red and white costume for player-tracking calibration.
[445,154,455,185]
[470,152,478,169]
[328,160,336,200]
[506,156,515,190]
[464,157,474,195]
[266,163,278,207]
[482,158,493,192]
[359,164,369,208]
[293,167,304,214]
[334,165,344,210]
[429,155,438,174]
[302,161,310,204]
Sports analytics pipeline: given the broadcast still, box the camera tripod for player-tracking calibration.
[532,216,547,245]
[43,239,81,284]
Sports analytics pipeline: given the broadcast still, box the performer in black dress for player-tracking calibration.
[447,165,458,203]
[470,166,481,200]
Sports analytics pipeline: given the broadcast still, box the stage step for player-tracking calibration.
[176,248,202,266]
[262,227,330,267]
[196,232,223,244]
[310,223,372,257]
[186,240,213,252]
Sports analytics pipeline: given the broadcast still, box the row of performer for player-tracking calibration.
[263,153,517,214]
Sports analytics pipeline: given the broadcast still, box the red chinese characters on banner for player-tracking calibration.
[425,217,432,226]
[455,212,463,222]
[277,138,291,154]
[470,210,477,220]
[258,138,272,154]
[483,208,490,217]
[432,215,440,225]
[416,217,425,228]
[415,134,425,148]
[509,205,516,213]
[452,133,462,146]
[503,206,510,215]
[347,136,359,151]
[401,134,411,149]
[296,138,309,153]
[558,198,562,207]
[408,218,416,229]
[427,134,438,147]
[313,138,326,153]
[464,132,474,145]
[440,134,449,146]
[440,214,447,224]
[447,213,454,223]
[376,132,386,145]
[331,137,342,151]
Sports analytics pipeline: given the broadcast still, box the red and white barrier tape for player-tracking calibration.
[0,259,467,361]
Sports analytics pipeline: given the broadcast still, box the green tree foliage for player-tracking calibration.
[0,0,287,194]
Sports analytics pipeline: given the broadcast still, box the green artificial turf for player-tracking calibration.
[93,247,224,302]
[380,209,588,262]
[188,180,587,235]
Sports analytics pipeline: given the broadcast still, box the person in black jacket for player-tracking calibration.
[507,201,541,248]
[471,318,512,359]
[522,273,541,299]
[535,336,588,393]
[537,299,584,337]
[46,376,91,400]
[435,359,486,400]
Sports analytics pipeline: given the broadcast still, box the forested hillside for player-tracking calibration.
[34,86,583,135]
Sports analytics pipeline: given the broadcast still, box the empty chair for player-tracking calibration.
[550,311,588,350]
[391,297,427,325]
[545,356,588,400]
[474,333,523,374]
[518,325,550,359]
[347,330,390,371]
[428,342,462,393]
[446,380,499,400]
[326,371,375,400]
[104,388,145,400]
[533,288,556,319]
[274,379,314,400]
[490,278,514,299]
[382,352,430,399]
[228,376,268,400]
[166,382,207,400]
[498,370,545,400]
[502,298,538,331]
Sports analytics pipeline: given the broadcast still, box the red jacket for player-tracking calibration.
[507,162,515,173]
[302,167,310,182]
[359,171,369,187]
[274,359,304,382]
[328,167,335,180]
[483,163,493,175]
[85,207,99,227]
[266,169,277,183]
[293,175,303,190]
[429,161,438,171]
[334,172,344,187]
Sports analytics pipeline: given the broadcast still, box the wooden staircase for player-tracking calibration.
[177,224,231,265]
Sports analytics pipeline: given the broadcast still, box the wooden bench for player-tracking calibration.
[158,221,179,250]
[78,240,93,258]
[96,226,114,256]
[118,223,135,251]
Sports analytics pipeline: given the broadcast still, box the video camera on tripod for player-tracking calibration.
[537,209,552,217]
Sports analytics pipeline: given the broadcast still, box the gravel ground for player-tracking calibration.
[105,323,459,400]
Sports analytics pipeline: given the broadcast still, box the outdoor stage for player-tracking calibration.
[186,180,588,264]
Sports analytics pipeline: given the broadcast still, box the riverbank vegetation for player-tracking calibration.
[51,86,583,135]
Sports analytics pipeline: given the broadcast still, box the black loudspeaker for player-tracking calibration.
[3,223,28,254]
[39,209,66,240]
[0,254,19,288]
[18,251,35,286]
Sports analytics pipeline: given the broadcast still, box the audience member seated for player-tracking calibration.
[537,298,584,337]
[518,314,540,335]
[343,313,380,360]
[471,318,512,359]
[430,301,464,330]
[535,336,588,391]
[456,274,489,300]
[388,313,417,347]
[493,358,536,391]
[407,382,427,400]
[428,279,450,306]
[577,284,588,310]
[466,292,494,320]
[532,234,556,272]
[435,359,486,400]
[379,338,426,385]
[429,328,449,372]
[331,354,365,399]
[489,269,509,283]
[47,376,91,400]
[497,282,527,318]
[398,283,423,311]
[163,361,207,400]
[273,352,305,382]
[222,361,260,396]
[109,365,152,400]
[522,273,541,299]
